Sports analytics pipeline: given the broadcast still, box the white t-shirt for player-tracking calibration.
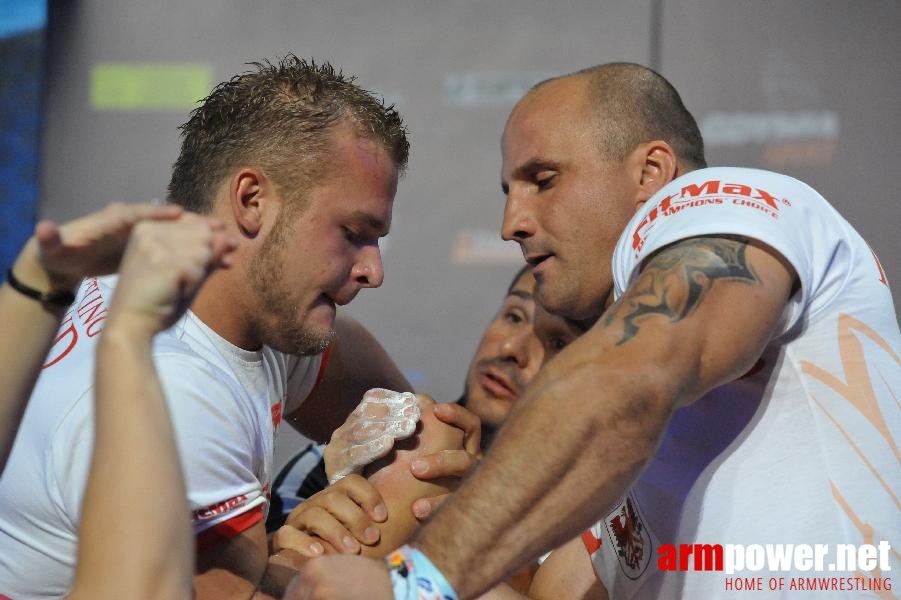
[584,167,901,598]
[0,276,325,599]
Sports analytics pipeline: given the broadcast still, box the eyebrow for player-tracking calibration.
[507,290,533,302]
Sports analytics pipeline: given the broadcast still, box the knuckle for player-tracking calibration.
[286,505,317,528]
[316,496,341,513]
[272,526,294,549]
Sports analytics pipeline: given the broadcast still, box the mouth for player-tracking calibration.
[328,292,351,308]
[312,294,338,315]
[478,367,518,400]
[526,253,553,273]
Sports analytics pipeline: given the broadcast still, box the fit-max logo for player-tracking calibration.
[631,180,792,254]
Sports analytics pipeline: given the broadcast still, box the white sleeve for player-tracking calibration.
[614,167,849,337]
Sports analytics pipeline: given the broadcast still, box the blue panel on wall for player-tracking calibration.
[0,1,47,273]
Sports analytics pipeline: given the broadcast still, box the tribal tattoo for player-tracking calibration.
[604,236,759,345]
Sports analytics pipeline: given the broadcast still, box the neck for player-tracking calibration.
[480,425,498,452]
[190,266,262,351]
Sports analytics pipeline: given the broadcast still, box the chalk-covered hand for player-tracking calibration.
[324,388,421,484]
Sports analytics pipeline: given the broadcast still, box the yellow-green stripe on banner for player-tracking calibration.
[90,63,212,111]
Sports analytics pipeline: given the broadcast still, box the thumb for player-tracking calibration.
[35,221,63,255]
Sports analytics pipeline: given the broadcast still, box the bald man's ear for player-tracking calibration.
[635,141,678,209]
[230,167,270,238]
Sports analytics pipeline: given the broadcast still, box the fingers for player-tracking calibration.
[285,504,369,554]
[432,402,482,457]
[410,448,478,481]
[95,202,184,234]
[325,388,421,483]
[283,475,386,554]
[35,202,185,286]
[107,216,238,334]
[267,548,312,593]
[114,202,183,223]
[33,220,62,252]
[346,433,395,465]
[325,432,394,484]
[335,474,389,523]
[269,547,310,570]
[287,555,393,600]
[352,389,420,435]
[207,219,237,269]
[411,493,448,521]
[271,526,327,558]
[352,389,420,429]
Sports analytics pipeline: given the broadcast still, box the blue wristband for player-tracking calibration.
[386,544,459,600]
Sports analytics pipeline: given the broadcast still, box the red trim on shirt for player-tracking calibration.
[195,505,263,552]
[272,402,283,428]
[582,528,602,555]
[312,345,332,391]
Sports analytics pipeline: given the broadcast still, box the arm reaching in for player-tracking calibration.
[0,202,183,471]
[68,215,236,600]
[273,395,466,593]
[408,401,482,520]
[322,388,481,520]
[412,236,796,598]
[287,236,796,599]
[272,393,478,566]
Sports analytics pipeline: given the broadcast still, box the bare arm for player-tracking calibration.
[272,395,464,563]
[287,315,411,443]
[0,203,182,472]
[69,216,235,600]
[411,236,796,598]
[525,537,606,600]
[73,324,192,600]
[0,240,74,470]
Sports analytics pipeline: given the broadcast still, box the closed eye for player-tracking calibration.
[341,226,362,244]
[342,225,382,247]
[536,173,557,191]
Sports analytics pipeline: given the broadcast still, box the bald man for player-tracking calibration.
[291,62,900,600]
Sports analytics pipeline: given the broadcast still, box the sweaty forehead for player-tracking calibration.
[350,134,394,172]
[508,78,589,130]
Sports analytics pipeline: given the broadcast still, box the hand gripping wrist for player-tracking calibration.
[386,545,458,600]
[327,388,420,485]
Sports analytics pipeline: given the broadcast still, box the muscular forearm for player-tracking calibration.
[72,321,192,599]
[412,332,677,599]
